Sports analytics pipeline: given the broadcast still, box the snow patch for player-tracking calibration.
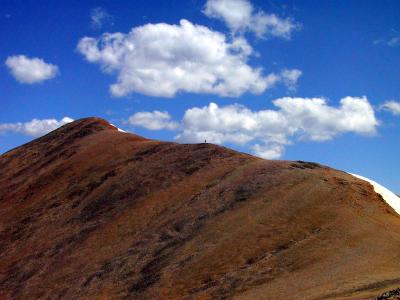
[349,173,400,215]
[110,123,127,133]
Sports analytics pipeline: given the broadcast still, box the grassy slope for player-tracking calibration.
[1,118,400,299]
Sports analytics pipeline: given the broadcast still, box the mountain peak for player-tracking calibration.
[2,118,400,300]
[33,116,142,148]
[58,117,121,133]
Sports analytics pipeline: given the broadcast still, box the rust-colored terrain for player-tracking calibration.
[1,117,400,299]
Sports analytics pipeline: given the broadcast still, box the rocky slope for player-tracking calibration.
[1,117,400,300]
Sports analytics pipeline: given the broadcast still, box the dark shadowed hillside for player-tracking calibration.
[1,117,400,300]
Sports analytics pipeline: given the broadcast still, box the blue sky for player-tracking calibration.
[1,0,399,193]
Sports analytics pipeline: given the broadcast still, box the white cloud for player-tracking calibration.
[204,0,253,32]
[77,19,297,98]
[5,55,59,84]
[252,143,285,160]
[175,96,378,159]
[274,96,378,141]
[0,117,73,137]
[280,69,302,91]
[203,0,300,39]
[91,7,112,29]
[380,100,400,115]
[128,111,179,130]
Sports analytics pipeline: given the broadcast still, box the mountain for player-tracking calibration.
[1,117,400,300]
[350,173,400,215]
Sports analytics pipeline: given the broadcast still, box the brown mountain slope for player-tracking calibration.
[1,117,400,300]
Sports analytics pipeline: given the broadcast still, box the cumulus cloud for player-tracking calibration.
[91,7,112,29]
[203,0,300,39]
[0,117,73,137]
[77,19,297,98]
[273,96,378,141]
[175,96,378,159]
[5,55,59,84]
[128,111,179,130]
[380,100,400,116]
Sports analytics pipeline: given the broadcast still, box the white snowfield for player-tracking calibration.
[349,173,400,215]
[110,123,127,133]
